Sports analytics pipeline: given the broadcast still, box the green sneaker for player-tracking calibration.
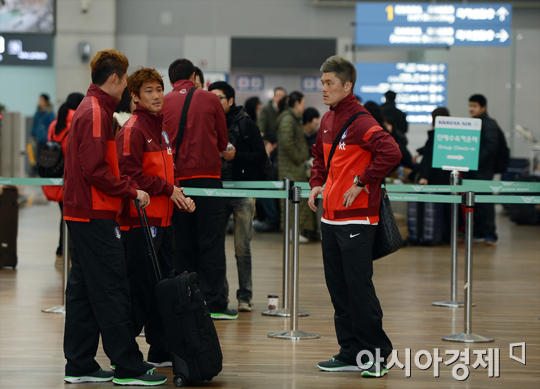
[210,307,238,320]
[317,357,361,372]
[112,369,167,386]
[360,361,388,377]
[64,368,114,383]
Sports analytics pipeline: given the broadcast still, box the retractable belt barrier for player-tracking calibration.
[5,176,537,341]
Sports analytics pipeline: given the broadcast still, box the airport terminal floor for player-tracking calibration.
[0,188,539,388]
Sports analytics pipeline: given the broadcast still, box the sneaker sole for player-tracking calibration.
[65,376,113,383]
[361,368,389,378]
[210,313,238,320]
[112,377,167,386]
[238,306,253,312]
[146,361,172,368]
[317,364,361,372]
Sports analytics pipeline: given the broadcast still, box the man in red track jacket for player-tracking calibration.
[62,50,166,386]
[309,56,401,378]
[116,67,195,367]
[162,59,236,319]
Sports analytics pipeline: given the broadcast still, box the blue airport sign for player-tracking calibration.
[355,3,512,47]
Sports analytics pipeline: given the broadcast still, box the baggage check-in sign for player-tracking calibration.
[433,116,481,172]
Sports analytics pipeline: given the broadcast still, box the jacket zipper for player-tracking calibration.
[160,132,170,223]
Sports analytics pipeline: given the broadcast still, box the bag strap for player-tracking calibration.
[175,88,196,157]
[326,112,367,172]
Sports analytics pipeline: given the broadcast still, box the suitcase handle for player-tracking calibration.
[133,199,163,282]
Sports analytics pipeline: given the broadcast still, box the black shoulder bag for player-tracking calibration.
[37,131,70,178]
[174,88,196,158]
[326,112,402,260]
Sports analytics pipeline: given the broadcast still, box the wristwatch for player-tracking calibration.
[353,176,365,188]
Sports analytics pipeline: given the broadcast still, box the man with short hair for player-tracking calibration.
[303,107,320,157]
[309,55,401,378]
[116,67,195,367]
[208,81,267,312]
[194,66,205,90]
[161,59,237,319]
[381,90,408,134]
[467,94,500,245]
[258,86,287,136]
[63,49,166,386]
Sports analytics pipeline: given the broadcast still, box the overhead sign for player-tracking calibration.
[0,34,53,66]
[355,62,447,124]
[433,116,482,171]
[356,3,512,47]
[236,75,264,92]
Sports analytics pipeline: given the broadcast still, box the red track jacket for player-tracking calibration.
[116,106,177,228]
[161,80,228,180]
[63,84,138,221]
[309,93,401,225]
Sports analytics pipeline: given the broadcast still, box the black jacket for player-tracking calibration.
[464,111,500,179]
[223,105,267,181]
[382,102,408,134]
[418,129,450,185]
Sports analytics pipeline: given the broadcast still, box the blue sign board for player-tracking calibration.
[301,76,323,93]
[354,62,447,124]
[355,3,512,47]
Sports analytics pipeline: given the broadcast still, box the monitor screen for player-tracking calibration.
[0,0,54,34]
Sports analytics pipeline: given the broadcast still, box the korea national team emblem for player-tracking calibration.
[150,226,157,239]
[162,131,170,145]
[341,129,348,140]
[180,89,187,94]
[114,226,122,240]
[339,128,347,150]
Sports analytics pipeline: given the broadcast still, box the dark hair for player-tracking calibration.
[278,91,304,115]
[208,81,235,102]
[364,101,388,130]
[127,67,164,98]
[274,87,286,95]
[244,97,261,122]
[40,93,50,103]
[55,92,84,134]
[384,90,397,102]
[320,55,357,89]
[469,94,487,107]
[115,88,132,113]
[303,107,320,124]
[90,49,129,86]
[168,59,195,84]
[194,67,204,85]
[431,107,450,127]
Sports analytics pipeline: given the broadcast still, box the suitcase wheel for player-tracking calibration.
[173,374,186,387]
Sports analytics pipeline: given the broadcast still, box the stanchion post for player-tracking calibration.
[263,178,308,317]
[42,219,70,314]
[433,170,464,308]
[268,186,319,340]
[442,191,493,343]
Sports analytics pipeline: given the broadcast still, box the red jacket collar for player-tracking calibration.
[172,80,196,93]
[330,92,358,115]
[133,105,164,135]
[87,84,119,116]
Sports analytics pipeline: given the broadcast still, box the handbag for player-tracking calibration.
[326,111,402,260]
[372,183,403,260]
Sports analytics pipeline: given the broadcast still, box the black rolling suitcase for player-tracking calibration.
[407,201,446,245]
[0,187,19,268]
[134,201,223,387]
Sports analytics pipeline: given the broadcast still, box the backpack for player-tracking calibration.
[37,139,65,178]
[494,127,510,174]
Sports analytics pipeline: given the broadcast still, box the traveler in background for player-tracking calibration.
[259,87,287,136]
[277,91,315,242]
[62,49,166,386]
[161,59,236,320]
[417,107,451,185]
[42,92,85,268]
[112,88,136,136]
[208,81,267,312]
[303,107,320,157]
[309,55,400,377]
[381,90,408,134]
[116,67,195,368]
[30,93,56,163]
[364,101,414,170]
[194,66,205,90]
[466,94,500,246]
[244,96,262,124]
